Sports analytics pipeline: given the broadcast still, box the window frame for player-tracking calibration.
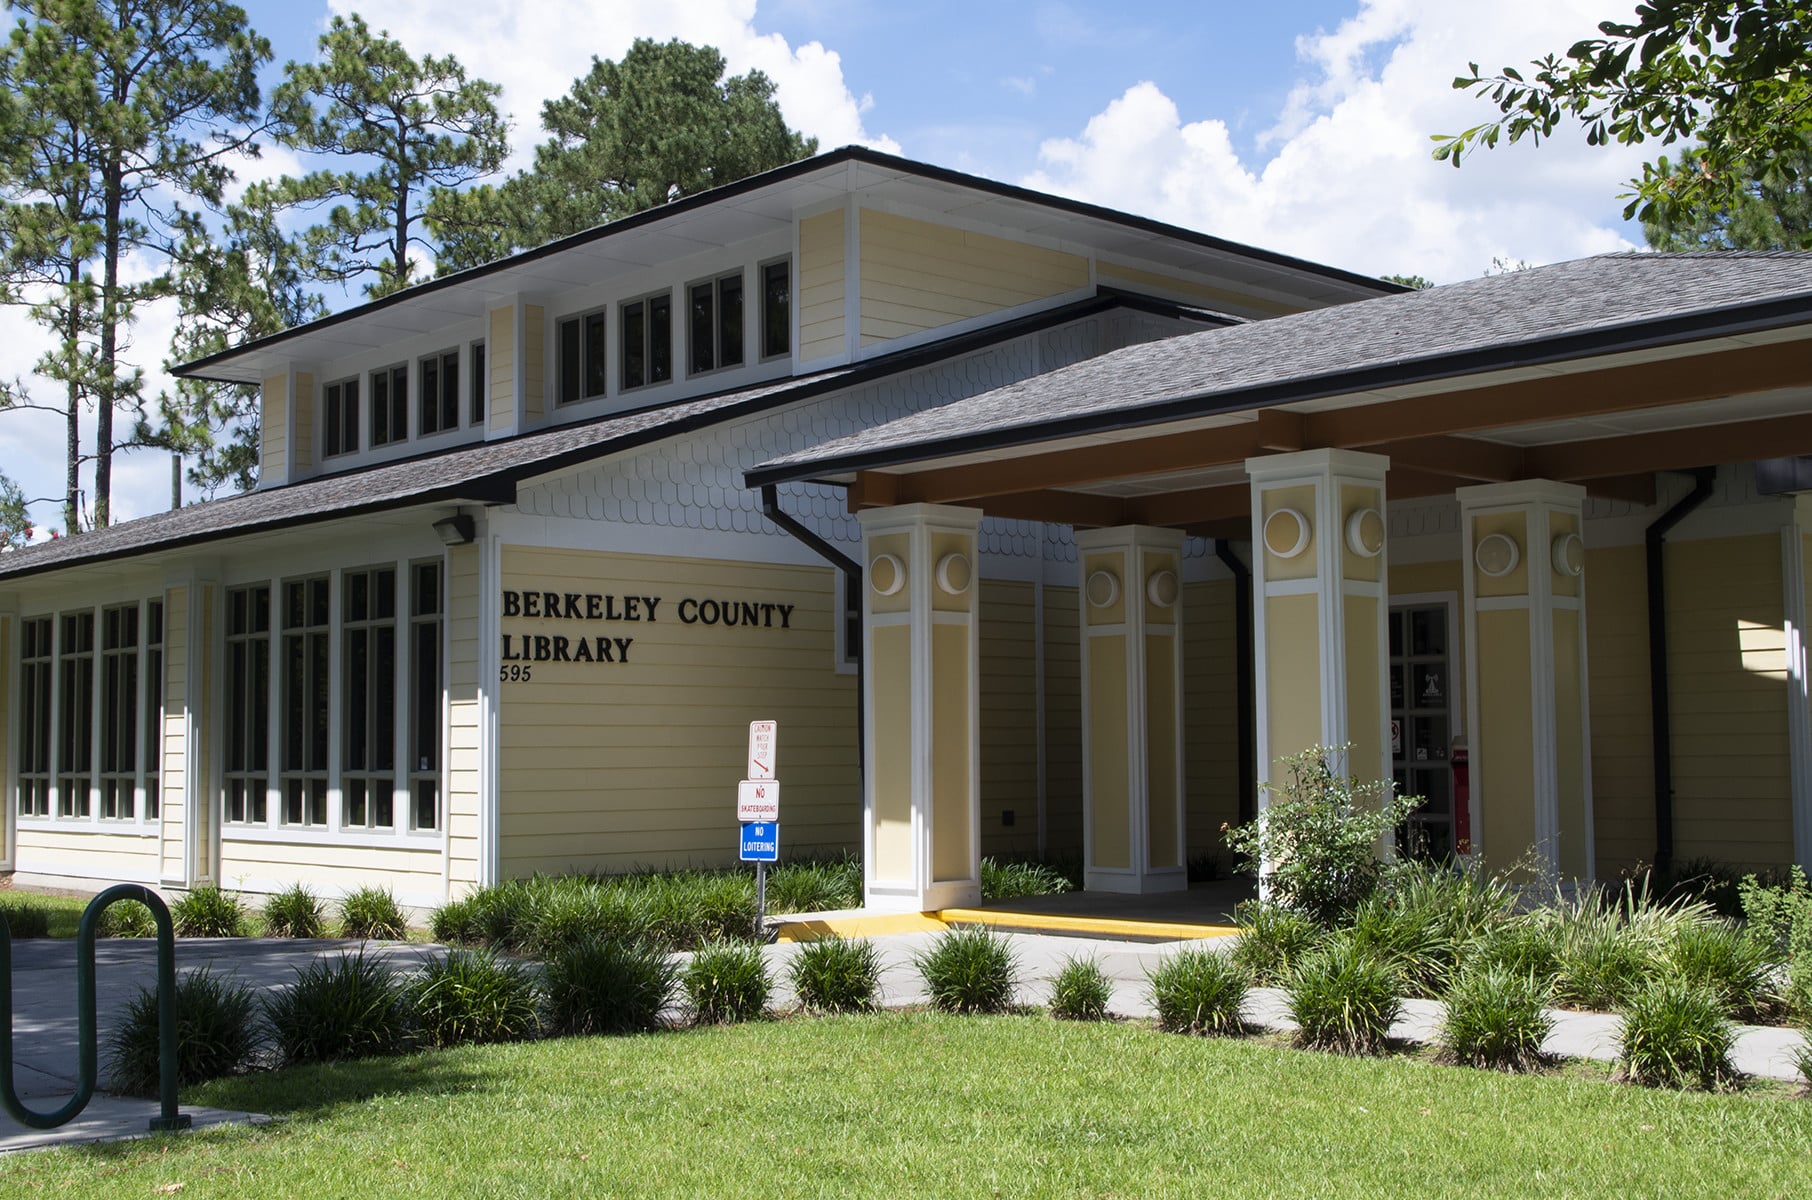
[98,603,139,821]
[16,615,52,819]
[323,377,360,458]
[620,289,673,392]
[224,584,272,827]
[341,565,399,832]
[55,610,95,820]
[469,339,487,427]
[279,575,332,829]
[686,269,746,378]
[408,560,443,833]
[759,256,792,361]
[369,362,410,448]
[557,306,610,406]
[418,349,461,438]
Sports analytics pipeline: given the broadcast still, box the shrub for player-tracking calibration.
[766,858,862,914]
[646,872,756,948]
[1147,948,1248,1035]
[915,926,1018,1015]
[407,949,541,1048]
[1378,859,1517,990]
[789,936,881,1014]
[1465,915,1562,985]
[1187,853,1225,883]
[1617,978,1736,1090]
[1230,903,1322,986]
[463,880,540,948]
[97,899,158,939]
[531,884,659,954]
[262,884,329,939]
[108,967,260,1093]
[0,897,51,939]
[1737,865,1812,956]
[1666,918,1774,1021]
[1222,746,1421,926]
[170,885,248,938]
[1286,936,1401,1055]
[1642,858,1747,920]
[684,941,771,1024]
[1550,910,1651,1011]
[979,857,1074,902]
[1048,956,1113,1022]
[543,938,678,1035]
[430,896,481,945]
[1439,965,1554,1072]
[339,886,408,941]
[264,950,411,1065]
[1792,1041,1812,1092]
[1346,893,1456,998]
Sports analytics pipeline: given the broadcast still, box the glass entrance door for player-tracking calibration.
[1390,604,1455,860]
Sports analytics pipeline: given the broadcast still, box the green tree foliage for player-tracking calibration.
[0,0,269,529]
[1380,273,1434,290]
[432,39,817,272]
[1643,141,1812,250]
[0,471,31,547]
[269,13,507,298]
[1434,1,1812,237]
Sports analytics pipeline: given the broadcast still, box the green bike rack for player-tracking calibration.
[0,884,190,1133]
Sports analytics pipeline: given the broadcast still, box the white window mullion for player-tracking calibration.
[45,611,61,823]
[393,556,411,834]
[88,606,101,827]
[327,568,343,835]
[135,598,149,827]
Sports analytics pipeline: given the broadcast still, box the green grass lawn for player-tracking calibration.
[6,1013,1811,1198]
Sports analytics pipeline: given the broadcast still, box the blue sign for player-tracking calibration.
[740,821,779,863]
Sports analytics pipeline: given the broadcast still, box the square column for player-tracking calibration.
[1076,526,1187,894]
[858,503,982,912]
[1457,481,1593,882]
[1247,450,1391,790]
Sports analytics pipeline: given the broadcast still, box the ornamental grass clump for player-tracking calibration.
[339,885,409,940]
[264,950,411,1066]
[406,948,541,1048]
[108,967,261,1093]
[1616,978,1737,1090]
[1665,917,1774,1022]
[788,935,881,1014]
[1438,965,1554,1073]
[1286,935,1401,1056]
[1146,948,1248,1036]
[766,858,862,914]
[0,897,51,939]
[1464,914,1562,985]
[543,937,678,1035]
[97,899,158,938]
[979,857,1075,902]
[1048,956,1113,1022]
[262,884,329,939]
[1370,859,1516,993]
[170,885,248,938]
[1230,903,1323,986]
[915,926,1019,1015]
[684,940,771,1024]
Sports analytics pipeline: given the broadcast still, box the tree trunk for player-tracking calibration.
[63,261,81,536]
[94,153,124,529]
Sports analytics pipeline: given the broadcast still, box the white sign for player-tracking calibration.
[737,778,780,823]
[746,720,777,780]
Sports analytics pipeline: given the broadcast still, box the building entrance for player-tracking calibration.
[1390,602,1457,860]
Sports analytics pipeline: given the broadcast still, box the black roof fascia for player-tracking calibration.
[743,287,1812,490]
[174,147,1397,382]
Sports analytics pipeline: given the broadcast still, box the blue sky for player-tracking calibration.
[3,0,1653,534]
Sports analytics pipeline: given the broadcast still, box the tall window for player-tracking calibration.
[370,363,409,447]
[324,378,360,456]
[17,616,51,817]
[410,561,442,831]
[57,611,94,818]
[558,309,608,404]
[470,341,487,425]
[688,272,744,376]
[420,349,460,435]
[144,601,163,820]
[99,605,139,820]
[281,577,330,827]
[343,567,397,829]
[621,291,672,390]
[761,259,791,359]
[225,585,270,824]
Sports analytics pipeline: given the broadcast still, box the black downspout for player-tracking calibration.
[1646,468,1716,874]
[760,484,864,779]
[1215,539,1257,825]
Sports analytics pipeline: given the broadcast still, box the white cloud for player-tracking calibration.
[1024,1,1651,283]
[330,0,900,168]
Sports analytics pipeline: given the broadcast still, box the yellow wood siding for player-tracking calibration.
[496,547,857,876]
[798,209,845,362]
[446,544,481,891]
[522,305,545,423]
[260,374,288,485]
[1096,262,1302,317]
[15,829,157,883]
[857,209,1089,346]
[218,838,443,903]
[1183,580,1240,862]
[979,580,1039,858]
[487,306,515,433]
[1389,561,1463,599]
[292,372,314,472]
[1043,585,1083,858]
[1584,544,1655,876]
[160,585,189,882]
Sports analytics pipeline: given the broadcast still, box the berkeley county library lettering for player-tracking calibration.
[499,585,800,669]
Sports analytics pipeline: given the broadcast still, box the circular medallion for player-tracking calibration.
[1145,568,1180,608]
[1345,507,1385,558]
[869,552,905,596]
[1085,568,1121,608]
[1262,507,1310,559]
[935,552,972,595]
[1474,532,1521,578]
[1551,531,1584,578]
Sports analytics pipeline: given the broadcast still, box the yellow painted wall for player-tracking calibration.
[160,585,189,883]
[1585,544,1654,876]
[446,544,481,893]
[857,209,1089,346]
[798,209,846,362]
[931,621,972,881]
[292,372,314,473]
[871,623,912,882]
[1389,561,1463,598]
[260,374,288,485]
[218,839,442,900]
[1087,634,1130,869]
[1264,592,1322,777]
[522,305,545,423]
[1146,631,1180,869]
[15,829,158,884]
[488,306,515,434]
[1345,594,1384,784]
[496,546,858,876]
[1043,585,1083,858]
[1553,608,1589,878]
[1096,262,1301,317]
[1477,608,1537,871]
[1182,580,1240,863]
[195,586,217,884]
[979,580,1038,858]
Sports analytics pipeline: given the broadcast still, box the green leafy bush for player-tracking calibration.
[788,936,881,1014]
[0,897,51,939]
[262,884,329,939]
[1222,746,1420,926]
[543,937,678,1035]
[1642,858,1748,920]
[97,899,158,938]
[1737,865,1811,956]
[1666,918,1774,1021]
[683,940,770,1024]
[1230,902,1322,986]
[339,886,408,940]
[1146,948,1248,1036]
[1438,965,1553,1072]
[407,949,540,1048]
[1617,978,1736,1090]
[979,857,1074,902]
[264,950,410,1065]
[1048,956,1113,1022]
[915,926,1019,1015]
[429,896,481,944]
[107,967,260,1093]
[766,858,862,914]
[1286,935,1401,1055]
[170,886,248,938]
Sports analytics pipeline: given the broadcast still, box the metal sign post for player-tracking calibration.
[738,721,780,939]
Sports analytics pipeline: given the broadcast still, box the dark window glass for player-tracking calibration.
[719,274,744,367]
[649,294,671,384]
[225,585,270,824]
[17,616,52,817]
[690,283,714,376]
[343,566,397,829]
[56,611,95,818]
[762,260,790,358]
[559,317,582,405]
[99,604,139,820]
[471,342,487,425]
[144,600,162,820]
[689,273,745,376]
[584,312,608,399]
[281,577,330,827]
[410,561,442,831]
[372,365,408,446]
[325,380,360,457]
[622,301,646,390]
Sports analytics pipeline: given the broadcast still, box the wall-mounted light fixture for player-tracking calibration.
[433,513,476,546]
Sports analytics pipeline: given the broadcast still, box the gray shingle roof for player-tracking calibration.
[747,253,1812,484]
